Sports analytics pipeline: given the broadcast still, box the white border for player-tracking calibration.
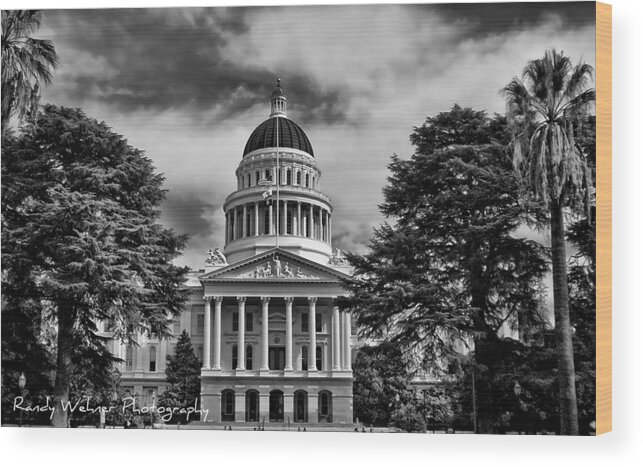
[1,0,641,465]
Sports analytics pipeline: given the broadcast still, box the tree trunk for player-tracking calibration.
[52,303,74,428]
[550,200,579,435]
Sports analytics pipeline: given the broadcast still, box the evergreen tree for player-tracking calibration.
[1,105,188,427]
[158,330,201,423]
[340,106,549,433]
[352,344,414,427]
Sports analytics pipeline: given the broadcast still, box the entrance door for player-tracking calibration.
[269,346,286,370]
[269,390,284,422]
[245,390,259,422]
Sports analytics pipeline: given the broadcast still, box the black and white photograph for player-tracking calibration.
[2,1,602,439]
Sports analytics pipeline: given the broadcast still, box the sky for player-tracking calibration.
[33,1,597,269]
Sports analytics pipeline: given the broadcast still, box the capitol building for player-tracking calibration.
[112,81,357,427]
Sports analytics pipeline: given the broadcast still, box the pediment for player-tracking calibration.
[199,248,350,283]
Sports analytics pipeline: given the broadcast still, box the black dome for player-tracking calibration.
[243,116,314,157]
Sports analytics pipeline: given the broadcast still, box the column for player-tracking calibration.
[332,304,341,371]
[282,200,288,235]
[308,297,317,371]
[318,208,323,242]
[329,214,332,246]
[237,296,246,370]
[308,204,314,239]
[339,310,345,370]
[203,297,212,369]
[284,297,294,371]
[213,296,222,370]
[254,202,259,236]
[242,204,248,238]
[343,311,352,370]
[297,202,302,236]
[269,203,274,235]
[260,297,270,371]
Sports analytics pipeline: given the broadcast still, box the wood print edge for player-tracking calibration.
[595,0,612,436]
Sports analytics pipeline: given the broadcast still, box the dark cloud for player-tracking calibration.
[428,1,595,38]
[43,7,348,125]
[160,190,219,239]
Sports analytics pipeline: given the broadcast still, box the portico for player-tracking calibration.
[197,247,354,425]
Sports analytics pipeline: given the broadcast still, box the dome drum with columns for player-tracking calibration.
[223,80,334,265]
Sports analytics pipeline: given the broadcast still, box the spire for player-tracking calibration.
[270,79,287,117]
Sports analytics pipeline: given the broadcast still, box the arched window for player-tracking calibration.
[247,173,252,187]
[246,345,253,370]
[245,390,259,422]
[301,346,308,370]
[305,173,309,188]
[221,389,235,422]
[312,176,315,189]
[232,344,238,369]
[286,168,292,185]
[269,390,284,422]
[318,391,333,423]
[296,170,302,185]
[316,345,322,371]
[294,390,308,423]
[148,345,156,372]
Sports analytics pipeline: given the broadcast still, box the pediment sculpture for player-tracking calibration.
[205,247,227,265]
[328,248,349,266]
[235,254,320,279]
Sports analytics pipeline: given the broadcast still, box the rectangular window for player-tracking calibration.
[351,319,357,336]
[232,311,239,332]
[301,312,308,332]
[301,346,308,370]
[316,346,322,370]
[173,319,181,334]
[148,346,157,372]
[232,345,238,369]
[316,312,322,333]
[246,345,253,370]
[125,346,133,371]
[196,314,205,335]
[246,311,253,332]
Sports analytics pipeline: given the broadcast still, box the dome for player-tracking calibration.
[243,116,314,157]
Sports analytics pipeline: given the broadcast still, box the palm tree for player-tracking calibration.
[1,10,57,132]
[503,49,595,435]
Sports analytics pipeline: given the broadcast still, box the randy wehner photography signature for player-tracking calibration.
[12,396,209,422]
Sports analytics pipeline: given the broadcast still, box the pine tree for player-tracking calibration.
[158,330,201,423]
[1,105,188,427]
[340,106,549,433]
